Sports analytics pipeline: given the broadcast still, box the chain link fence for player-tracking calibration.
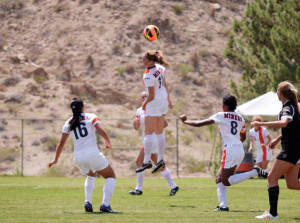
[0,118,181,177]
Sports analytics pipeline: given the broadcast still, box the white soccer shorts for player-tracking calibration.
[145,99,168,117]
[255,149,273,163]
[74,151,109,175]
[221,145,245,169]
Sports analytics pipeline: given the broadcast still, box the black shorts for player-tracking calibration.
[276,144,300,165]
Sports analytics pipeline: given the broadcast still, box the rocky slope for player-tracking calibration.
[0,0,248,177]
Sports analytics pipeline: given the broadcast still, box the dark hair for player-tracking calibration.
[69,98,84,131]
[223,94,237,111]
[145,50,170,67]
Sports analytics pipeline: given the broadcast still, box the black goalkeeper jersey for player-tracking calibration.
[279,100,300,145]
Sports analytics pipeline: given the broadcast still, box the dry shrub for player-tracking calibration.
[131,43,141,54]
[0,85,7,92]
[184,155,207,173]
[125,64,135,74]
[31,67,49,83]
[25,83,41,96]
[3,76,20,86]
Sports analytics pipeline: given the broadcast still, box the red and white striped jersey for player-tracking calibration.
[249,127,270,154]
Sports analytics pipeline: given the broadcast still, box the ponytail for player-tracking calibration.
[146,50,170,67]
[278,81,300,112]
[69,98,84,131]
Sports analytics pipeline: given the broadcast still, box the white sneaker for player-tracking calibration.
[255,211,279,219]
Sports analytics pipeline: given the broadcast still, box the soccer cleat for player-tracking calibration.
[136,162,152,173]
[170,186,179,196]
[253,166,269,178]
[151,160,166,174]
[128,189,143,195]
[255,211,279,219]
[100,204,115,213]
[84,201,93,212]
[213,206,229,211]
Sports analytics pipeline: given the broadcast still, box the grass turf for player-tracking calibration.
[0,176,299,223]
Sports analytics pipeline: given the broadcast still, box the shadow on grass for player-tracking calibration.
[85,212,123,215]
[230,210,261,213]
[169,205,197,208]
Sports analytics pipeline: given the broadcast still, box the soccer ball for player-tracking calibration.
[143,25,160,41]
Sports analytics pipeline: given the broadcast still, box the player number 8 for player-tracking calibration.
[231,121,238,135]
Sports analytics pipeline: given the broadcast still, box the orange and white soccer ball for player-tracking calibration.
[143,25,160,41]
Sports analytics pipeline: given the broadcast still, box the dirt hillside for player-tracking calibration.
[0,0,249,177]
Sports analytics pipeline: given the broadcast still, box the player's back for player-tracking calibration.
[210,111,245,150]
[65,113,100,155]
[143,64,167,100]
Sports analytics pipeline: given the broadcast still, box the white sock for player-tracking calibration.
[156,133,166,162]
[85,176,95,203]
[161,167,177,189]
[136,172,145,191]
[143,134,155,163]
[228,170,257,185]
[217,182,228,208]
[102,178,115,206]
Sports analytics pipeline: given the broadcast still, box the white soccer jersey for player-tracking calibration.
[210,111,246,150]
[135,107,145,137]
[249,127,271,154]
[143,64,168,100]
[62,113,100,155]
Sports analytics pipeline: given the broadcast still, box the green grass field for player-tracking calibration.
[0,176,299,223]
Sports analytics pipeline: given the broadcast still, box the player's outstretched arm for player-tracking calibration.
[179,114,215,127]
[142,87,154,110]
[164,76,173,108]
[48,133,69,168]
[251,118,289,129]
[240,132,246,142]
[95,123,112,149]
[248,138,254,152]
[268,134,282,149]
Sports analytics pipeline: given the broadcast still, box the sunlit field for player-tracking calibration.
[0,176,299,223]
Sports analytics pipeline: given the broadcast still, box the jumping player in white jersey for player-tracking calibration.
[48,98,116,213]
[248,115,273,170]
[129,91,179,196]
[136,50,173,174]
[179,94,268,211]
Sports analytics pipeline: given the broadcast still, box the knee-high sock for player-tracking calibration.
[269,186,279,216]
[143,134,155,163]
[228,169,257,185]
[136,172,145,191]
[217,182,228,208]
[102,178,115,206]
[156,133,166,162]
[85,176,95,203]
[161,167,177,189]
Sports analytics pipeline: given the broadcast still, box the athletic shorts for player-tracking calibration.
[141,144,158,154]
[145,99,168,117]
[221,145,245,169]
[74,151,109,175]
[256,149,273,163]
[276,144,300,165]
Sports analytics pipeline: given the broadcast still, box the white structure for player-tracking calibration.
[236,91,282,120]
